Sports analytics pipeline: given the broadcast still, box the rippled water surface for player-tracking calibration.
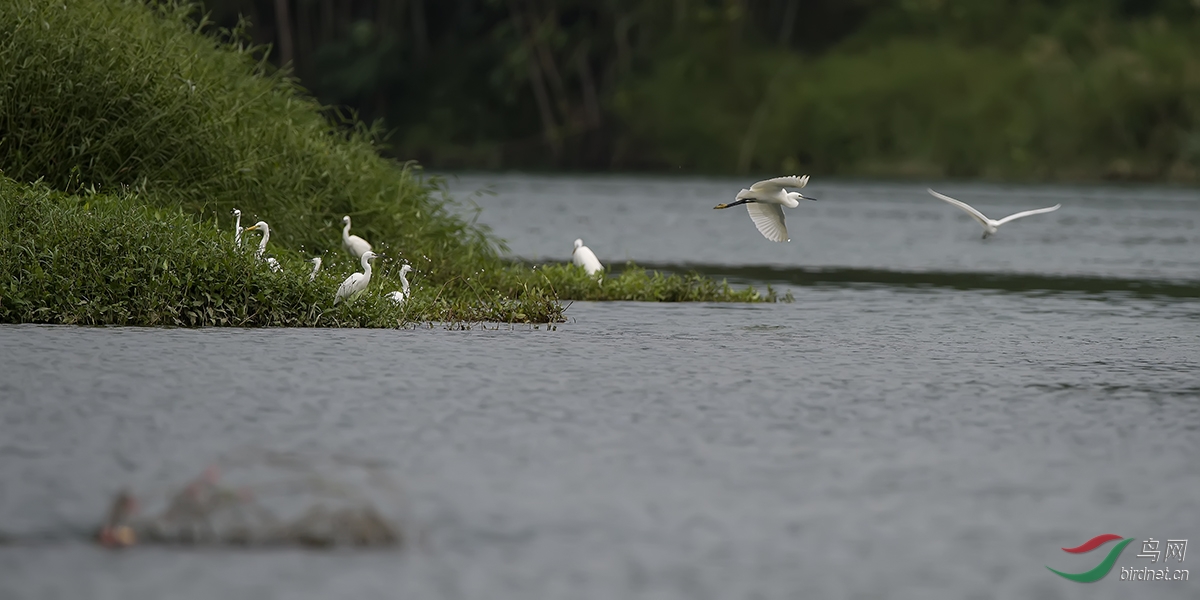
[2,175,1199,600]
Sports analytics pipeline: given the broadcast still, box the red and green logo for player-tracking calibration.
[1047,534,1134,582]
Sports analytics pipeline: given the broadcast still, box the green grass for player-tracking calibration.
[0,176,564,326]
[0,0,779,327]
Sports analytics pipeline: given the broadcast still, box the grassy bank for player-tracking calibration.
[0,0,777,327]
[0,176,566,326]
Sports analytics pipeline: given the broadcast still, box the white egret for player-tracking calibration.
[572,238,603,275]
[341,215,373,259]
[335,251,377,305]
[308,257,322,282]
[243,221,282,272]
[232,208,243,247]
[927,188,1061,239]
[386,264,413,305]
[713,175,817,242]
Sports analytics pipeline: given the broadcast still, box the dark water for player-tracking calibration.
[2,175,1199,599]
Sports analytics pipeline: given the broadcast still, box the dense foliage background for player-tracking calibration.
[203,0,1200,180]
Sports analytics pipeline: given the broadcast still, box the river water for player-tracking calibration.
[1,175,1198,599]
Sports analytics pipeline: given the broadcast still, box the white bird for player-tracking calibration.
[243,221,282,272]
[386,264,413,305]
[572,239,603,275]
[713,175,817,242]
[308,257,322,282]
[927,188,1061,239]
[232,208,243,247]
[335,251,377,305]
[341,215,373,259]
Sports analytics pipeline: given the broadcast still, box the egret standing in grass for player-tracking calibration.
[308,257,322,282]
[232,208,243,247]
[713,175,817,242]
[335,251,377,305]
[572,239,603,275]
[386,264,413,305]
[927,188,1061,239]
[243,221,282,272]
[341,215,373,259]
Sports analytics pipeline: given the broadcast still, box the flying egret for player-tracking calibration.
[232,209,243,247]
[243,221,282,272]
[572,239,603,275]
[386,264,413,305]
[308,257,322,282]
[927,188,1061,239]
[713,175,817,242]
[335,251,377,305]
[341,216,373,259]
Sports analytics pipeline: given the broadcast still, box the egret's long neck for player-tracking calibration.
[400,272,410,294]
[310,260,321,278]
[360,253,373,277]
[257,230,269,257]
[343,221,352,242]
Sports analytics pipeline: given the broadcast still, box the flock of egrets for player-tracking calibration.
[230,176,1062,307]
[231,210,412,307]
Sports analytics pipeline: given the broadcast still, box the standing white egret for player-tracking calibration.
[713,175,817,242]
[232,209,243,247]
[341,216,373,259]
[243,221,282,272]
[386,264,413,305]
[308,257,322,282]
[335,251,377,305]
[927,188,1061,239]
[572,239,603,275]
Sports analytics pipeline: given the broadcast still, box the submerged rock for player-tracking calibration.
[97,451,406,549]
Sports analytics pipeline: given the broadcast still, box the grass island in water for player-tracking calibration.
[0,0,784,327]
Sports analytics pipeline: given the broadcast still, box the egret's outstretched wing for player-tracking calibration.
[746,202,789,242]
[749,175,809,193]
[994,204,1061,226]
[927,189,991,227]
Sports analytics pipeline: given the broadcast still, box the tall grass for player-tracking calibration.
[0,176,565,325]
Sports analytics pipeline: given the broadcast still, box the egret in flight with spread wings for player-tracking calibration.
[927,188,1061,239]
[308,257,322,282]
[713,175,817,242]
[335,251,377,305]
[342,215,373,259]
[572,239,603,275]
[386,264,413,305]
[243,221,282,272]
[232,209,243,247]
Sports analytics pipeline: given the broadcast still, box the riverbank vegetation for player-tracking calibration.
[202,0,1200,182]
[0,0,778,327]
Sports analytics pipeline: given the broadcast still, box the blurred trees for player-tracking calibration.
[201,0,1200,180]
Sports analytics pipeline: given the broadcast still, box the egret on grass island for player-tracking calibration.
[231,209,243,247]
[713,175,817,243]
[572,239,603,275]
[342,216,373,259]
[243,221,282,272]
[335,251,378,305]
[386,264,413,305]
[308,257,322,282]
[927,189,1061,239]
